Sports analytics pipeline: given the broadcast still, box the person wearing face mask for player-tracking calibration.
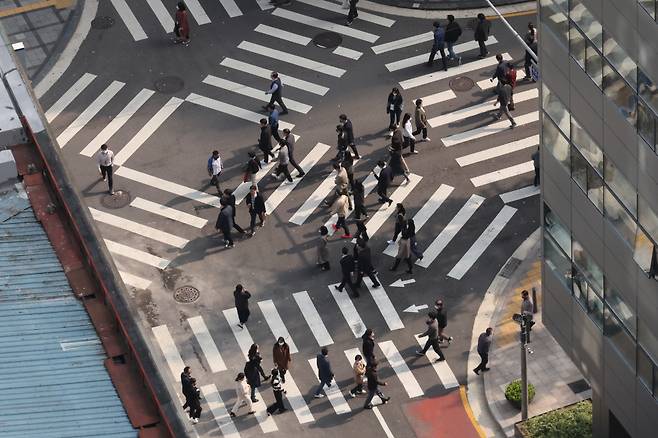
[415,312,446,361]
[272,337,292,384]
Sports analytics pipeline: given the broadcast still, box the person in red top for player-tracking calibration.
[174,2,190,46]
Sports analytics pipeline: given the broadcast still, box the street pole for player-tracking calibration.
[482,0,539,63]
[520,324,529,420]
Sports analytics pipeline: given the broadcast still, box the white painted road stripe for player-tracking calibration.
[201,384,241,438]
[500,185,540,203]
[447,206,517,280]
[364,278,403,331]
[414,334,458,389]
[145,0,174,33]
[80,88,155,157]
[255,24,310,45]
[363,173,422,239]
[384,184,454,257]
[233,161,279,205]
[281,372,314,424]
[116,166,221,208]
[272,8,379,43]
[130,197,207,228]
[256,0,274,10]
[442,111,539,147]
[471,161,534,187]
[187,316,227,372]
[429,88,538,128]
[104,239,170,269]
[400,53,511,90]
[378,340,424,398]
[296,0,395,27]
[89,207,188,248]
[333,46,363,60]
[220,58,329,96]
[325,169,378,237]
[293,291,334,346]
[416,194,485,268]
[419,89,456,107]
[152,325,185,382]
[114,97,184,165]
[109,0,147,41]
[371,31,433,54]
[45,72,96,123]
[264,142,330,213]
[386,37,498,72]
[184,0,211,25]
[203,75,312,114]
[328,284,366,338]
[476,68,525,90]
[218,0,243,18]
[289,168,338,225]
[258,299,299,353]
[455,135,539,167]
[239,41,346,77]
[186,92,295,130]
[373,406,395,438]
[308,359,351,414]
[57,80,124,147]
[119,271,151,289]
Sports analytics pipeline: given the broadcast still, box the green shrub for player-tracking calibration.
[518,400,592,438]
[505,379,535,409]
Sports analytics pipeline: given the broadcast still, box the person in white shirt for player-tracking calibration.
[401,113,418,154]
[230,373,254,417]
[97,144,114,195]
[207,150,222,194]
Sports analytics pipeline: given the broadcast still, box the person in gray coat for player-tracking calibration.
[313,347,334,398]
[473,327,493,375]
[316,226,330,271]
[415,312,446,361]
[271,139,293,183]
[215,198,234,248]
[494,81,516,128]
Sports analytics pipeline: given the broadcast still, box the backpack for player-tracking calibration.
[505,66,517,88]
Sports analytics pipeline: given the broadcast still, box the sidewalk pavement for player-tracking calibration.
[480,234,591,437]
[365,0,528,11]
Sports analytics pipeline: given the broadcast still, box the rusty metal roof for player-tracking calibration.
[0,184,136,438]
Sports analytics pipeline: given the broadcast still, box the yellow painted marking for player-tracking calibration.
[459,386,487,438]
[486,9,537,20]
[0,0,73,18]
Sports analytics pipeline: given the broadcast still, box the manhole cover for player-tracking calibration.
[312,32,342,49]
[154,76,184,94]
[450,76,475,92]
[100,190,131,209]
[91,16,115,30]
[174,286,200,303]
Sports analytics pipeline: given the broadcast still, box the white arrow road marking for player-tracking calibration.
[403,304,428,313]
[390,279,416,288]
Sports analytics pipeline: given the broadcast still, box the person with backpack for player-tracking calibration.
[445,15,462,63]
[493,80,517,129]
[245,151,261,185]
[427,21,447,71]
[207,150,222,195]
[474,13,491,58]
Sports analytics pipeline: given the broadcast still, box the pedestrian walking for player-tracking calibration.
[352,179,368,220]
[339,114,360,158]
[223,189,247,236]
[402,113,418,154]
[313,347,334,398]
[413,99,430,142]
[317,225,331,271]
[173,2,190,46]
[386,87,403,132]
[342,150,356,189]
[531,147,540,186]
[434,300,453,344]
[388,149,411,184]
[473,327,493,375]
[97,144,115,195]
[207,150,222,194]
[335,246,359,296]
[324,161,349,207]
[266,369,288,415]
[216,198,234,248]
[245,344,270,402]
[234,284,251,328]
[494,80,517,128]
[334,123,348,162]
[264,72,288,115]
[390,222,413,274]
[363,361,389,409]
[374,160,394,206]
[245,152,261,185]
[445,15,462,63]
[505,61,517,110]
[523,22,538,81]
[181,366,193,411]
[346,0,359,25]
[490,53,508,93]
[354,239,380,288]
[230,373,255,417]
[427,21,447,71]
[415,312,446,361]
[267,104,282,143]
[272,337,292,384]
[362,328,376,366]
[354,217,369,243]
[187,378,202,423]
[388,203,406,245]
[283,128,305,177]
[333,191,352,239]
[349,354,367,397]
[407,219,424,260]
[474,13,491,58]
[521,289,534,318]
[245,185,266,236]
[271,140,294,183]
[390,124,404,150]
[258,118,275,164]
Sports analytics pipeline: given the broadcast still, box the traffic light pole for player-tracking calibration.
[520,325,529,420]
[482,0,539,63]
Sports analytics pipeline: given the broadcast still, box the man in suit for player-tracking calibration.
[373,160,393,206]
[339,114,360,159]
[354,239,380,288]
[474,12,491,58]
[282,128,305,177]
[335,246,359,297]
[474,327,493,375]
[215,198,234,248]
[314,347,334,398]
[245,185,266,236]
[181,366,193,411]
[258,118,274,164]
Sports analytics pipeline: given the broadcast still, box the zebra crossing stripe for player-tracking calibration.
[342,348,386,406]
[219,0,243,18]
[256,0,274,10]
[220,58,329,96]
[56,80,124,148]
[325,169,379,237]
[202,75,312,114]
[238,41,346,77]
[413,335,458,389]
[385,37,499,72]
[145,0,174,33]
[373,406,395,438]
[201,384,241,438]
[418,89,456,107]
[499,185,540,203]
[470,161,535,187]
[377,340,424,398]
[130,197,208,228]
[187,316,227,373]
[258,299,299,353]
[80,88,155,157]
[280,372,315,424]
[109,0,147,41]
[307,359,351,414]
[416,194,485,269]
[272,8,379,43]
[118,270,151,289]
[447,206,517,280]
[233,161,279,205]
[293,291,334,346]
[104,239,170,269]
[455,135,539,167]
[328,284,366,338]
[152,325,186,382]
[295,0,395,27]
[371,32,433,54]
[289,168,338,225]
[333,46,363,60]
[363,279,404,331]
[255,24,310,46]
[45,72,96,123]
[184,0,211,25]
[442,111,539,147]
[362,173,422,239]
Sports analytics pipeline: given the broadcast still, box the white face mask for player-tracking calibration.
[278,341,284,345]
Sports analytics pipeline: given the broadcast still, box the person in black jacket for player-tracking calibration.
[386,87,403,131]
[363,361,390,409]
[445,15,462,62]
[474,13,491,58]
[313,347,334,398]
[187,377,202,423]
[373,161,393,206]
[234,284,251,328]
[352,179,367,220]
[245,185,266,235]
[216,198,234,248]
[245,344,270,402]
[339,114,360,159]
[362,328,375,366]
[223,189,246,236]
[346,0,359,25]
[258,118,275,164]
[354,239,380,288]
[181,366,193,411]
[245,151,261,185]
[335,247,359,297]
[388,203,406,245]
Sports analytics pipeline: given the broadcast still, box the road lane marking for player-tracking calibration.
[293,291,334,346]
[109,0,147,41]
[333,46,363,60]
[218,0,242,18]
[324,169,378,237]
[238,41,346,77]
[104,239,170,269]
[187,316,227,372]
[152,325,185,381]
[272,8,379,43]
[455,135,539,167]
[418,89,456,107]
[386,37,498,72]
[45,72,96,123]
[185,0,211,25]
[119,271,151,289]
[256,0,274,10]
[470,161,534,187]
[258,299,299,353]
[145,0,174,33]
[308,359,351,414]
[373,406,395,438]
[255,24,310,45]
[281,372,314,424]
[362,173,421,239]
[363,279,404,331]
[201,384,241,438]
[233,161,279,205]
[296,0,395,27]
[442,111,539,147]
[378,340,424,398]
[371,32,432,54]
[289,168,338,225]
[414,334,458,389]
[328,284,366,338]
[499,185,540,203]
[130,197,207,228]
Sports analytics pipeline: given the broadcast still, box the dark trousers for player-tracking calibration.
[337,273,359,295]
[266,390,286,414]
[100,165,113,191]
[350,383,363,395]
[364,388,385,407]
[478,40,488,57]
[348,143,360,158]
[428,45,447,69]
[237,307,249,324]
[233,217,245,234]
[189,403,202,419]
[210,174,221,193]
[271,124,282,143]
[276,164,293,182]
[413,126,428,139]
[250,385,257,401]
[269,93,288,112]
[249,211,265,231]
[278,368,287,383]
[221,227,233,246]
[410,236,423,259]
[335,216,350,235]
[260,147,275,163]
[354,220,369,242]
[315,379,332,396]
[388,110,401,129]
[377,185,392,204]
[182,394,190,410]
[347,4,358,21]
[474,352,489,373]
[289,154,304,175]
[354,203,368,220]
[524,51,534,78]
[392,222,403,242]
[403,135,416,153]
[533,166,540,186]
[355,269,380,288]
[420,338,445,359]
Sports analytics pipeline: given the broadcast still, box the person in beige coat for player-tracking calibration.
[317,225,330,271]
[349,354,367,397]
[230,373,255,417]
[413,99,430,142]
[333,190,352,238]
[390,221,413,274]
[324,162,349,207]
[272,337,292,383]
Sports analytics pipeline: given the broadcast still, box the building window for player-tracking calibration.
[604,187,637,247]
[638,347,655,396]
[545,203,571,254]
[603,62,637,127]
[542,115,571,173]
[544,234,572,291]
[585,43,603,89]
[639,197,658,244]
[638,319,658,374]
[572,269,603,327]
[604,282,636,336]
[604,307,636,368]
[572,148,603,212]
[570,0,602,49]
[542,83,570,136]
[639,0,656,20]
[638,70,658,116]
[603,35,637,89]
[572,240,604,292]
[633,228,656,278]
[637,101,657,152]
[604,160,637,217]
[540,0,569,46]
[569,23,585,69]
[571,116,603,174]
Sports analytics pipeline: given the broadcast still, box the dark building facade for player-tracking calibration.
[538,0,658,436]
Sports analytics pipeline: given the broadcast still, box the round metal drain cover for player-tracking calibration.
[100,190,131,209]
[91,16,115,30]
[174,286,200,303]
[312,32,342,49]
[154,76,184,94]
[450,76,475,92]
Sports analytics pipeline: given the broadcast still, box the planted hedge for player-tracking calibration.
[517,400,592,438]
[505,379,536,409]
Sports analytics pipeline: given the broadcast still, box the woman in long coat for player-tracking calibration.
[244,344,269,402]
[174,2,190,45]
[317,225,330,271]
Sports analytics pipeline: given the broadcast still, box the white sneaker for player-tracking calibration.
[387,240,395,245]
[314,394,325,398]
[270,173,278,178]
[349,392,356,398]
[424,137,431,142]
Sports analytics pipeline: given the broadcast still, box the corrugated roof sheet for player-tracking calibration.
[0,185,136,438]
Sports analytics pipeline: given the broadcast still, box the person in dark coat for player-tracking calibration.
[245,344,270,402]
[245,151,261,185]
[215,198,234,248]
[272,337,292,384]
[187,378,202,423]
[386,87,403,131]
[265,369,288,415]
[346,0,359,25]
[523,22,538,81]
[388,203,407,245]
[245,185,266,235]
[354,239,380,288]
[363,361,389,409]
[445,14,462,62]
[181,366,193,411]
[531,147,540,186]
[258,118,274,164]
[335,246,359,297]
[282,128,305,177]
[473,327,493,375]
[352,179,367,220]
[173,2,190,46]
[474,13,491,58]
[362,328,375,366]
[427,21,447,71]
[373,161,393,206]
[339,114,360,159]
[264,71,288,115]
[234,284,251,329]
[223,189,246,236]
[313,347,334,398]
